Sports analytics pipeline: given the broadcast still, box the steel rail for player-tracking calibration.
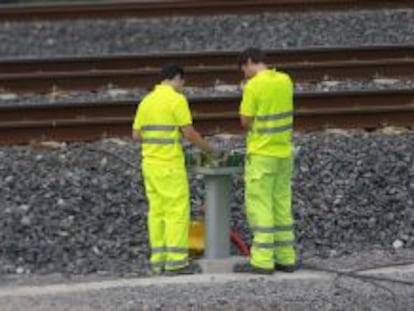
[0,89,413,144]
[2,45,414,74]
[1,59,414,93]
[0,0,412,21]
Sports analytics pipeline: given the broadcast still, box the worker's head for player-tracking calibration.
[238,48,267,79]
[160,64,185,91]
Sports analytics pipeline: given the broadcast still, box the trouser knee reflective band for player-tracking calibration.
[245,154,296,269]
[142,163,190,271]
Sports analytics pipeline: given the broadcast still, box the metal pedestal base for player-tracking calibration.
[197,256,248,274]
[193,167,244,273]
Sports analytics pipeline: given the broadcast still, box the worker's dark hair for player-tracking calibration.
[160,64,184,80]
[238,48,266,68]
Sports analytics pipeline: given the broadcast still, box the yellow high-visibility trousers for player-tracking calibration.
[142,162,190,272]
[245,154,296,269]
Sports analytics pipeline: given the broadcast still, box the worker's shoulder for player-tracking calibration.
[264,70,294,89]
[139,88,188,109]
[244,76,258,92]
[245,69,290,86]
[274,70,293,83]
[171,91,189,106]
[139,89,156,104]
[175,91,188,101]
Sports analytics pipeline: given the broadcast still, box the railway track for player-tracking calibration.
[1,89,413,145]
[0,0,412,21]
[1,45,414,93]
[3,45,413,73]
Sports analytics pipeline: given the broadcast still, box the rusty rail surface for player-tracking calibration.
[0,89,413,145]
[1,46,414,92]
[0,0,412,21]
[1,59,414,92]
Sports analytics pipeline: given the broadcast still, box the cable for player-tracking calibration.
[334,274,400,310]
[304,262,414,310]
[302,263,414,286]
[350,260,414,273]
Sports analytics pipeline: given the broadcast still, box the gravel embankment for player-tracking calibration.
[0,273,413,311]
[1,78,414,107]
[0,130,413,275]
[0,9,413,57]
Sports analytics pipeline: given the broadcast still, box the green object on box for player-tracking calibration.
[185,151,193,167]
[185,149,244,168]
[226,150,244,167]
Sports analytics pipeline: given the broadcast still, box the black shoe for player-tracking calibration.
[164,264,197,276]
[149,268,164,277]
[234,263,274,275]
[274,263,297,273]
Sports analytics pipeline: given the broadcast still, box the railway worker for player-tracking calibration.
[132,64,215,276]
[237,48,297,274]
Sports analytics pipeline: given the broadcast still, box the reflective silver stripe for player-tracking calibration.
[256,111,293,122]
[257,123,292,134]
[252,241,274,249]
[252,227,276,234]
[151,247,166,254]
[253,241,295,248]
[141,125,176,131]
[274,224,294,232]
[165,259,188,268]
[166,247,187,254]
[253,225,294,234]
[141,138,176,145]
[274,240,295,247]
[152,247,187,254]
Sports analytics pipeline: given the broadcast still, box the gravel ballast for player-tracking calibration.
[0,9,413,57]
[0,130,413,275]
[0,273,413,311]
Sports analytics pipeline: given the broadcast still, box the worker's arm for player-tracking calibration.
[239,82,256,132]
[132,101,142,141]
[132,129,141,140]
[174,96,215,154]
[180,125,215,154]
[240,115,253,131]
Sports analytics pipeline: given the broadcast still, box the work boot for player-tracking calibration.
[234,263,274,275]
[150,268,164,277]
[274,263,298,273]
[164,264,198,276]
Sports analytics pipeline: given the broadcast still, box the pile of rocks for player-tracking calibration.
[0,142,148,275]
[0,129,413,275]
[0,9,413,57]
[292,129,414,258]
